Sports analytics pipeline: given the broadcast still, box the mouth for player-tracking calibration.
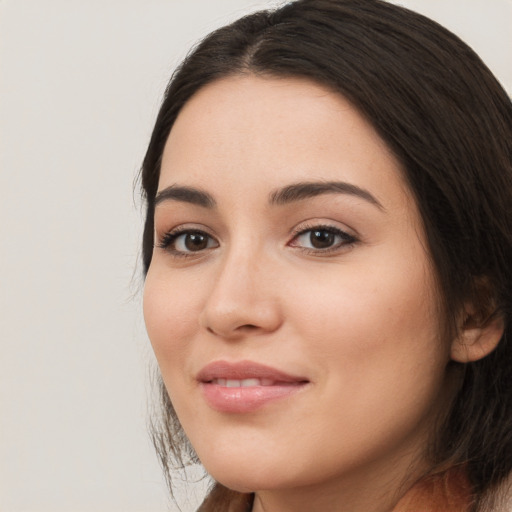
[209,378,299,387]
[197,360,310,413]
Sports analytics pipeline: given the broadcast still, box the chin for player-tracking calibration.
[197,444,298,493]
[206,465,288,494]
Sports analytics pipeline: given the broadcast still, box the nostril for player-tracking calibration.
[206,324,259,336]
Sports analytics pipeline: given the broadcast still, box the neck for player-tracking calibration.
[251,468,471,512]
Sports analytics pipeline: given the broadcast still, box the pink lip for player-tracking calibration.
[197,360,309,413]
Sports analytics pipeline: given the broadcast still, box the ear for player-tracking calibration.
[450,310,504,363]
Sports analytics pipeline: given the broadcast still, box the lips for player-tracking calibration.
[197,361,309,413]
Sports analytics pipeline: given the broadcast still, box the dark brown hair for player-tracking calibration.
[140,0,512,509]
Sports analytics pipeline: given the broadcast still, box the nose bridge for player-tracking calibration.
[200,236,281,337]
[220,241,257,292]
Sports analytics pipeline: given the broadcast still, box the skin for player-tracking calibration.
[143,75,458,512]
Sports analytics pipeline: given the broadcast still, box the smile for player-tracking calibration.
[197,361,309,413]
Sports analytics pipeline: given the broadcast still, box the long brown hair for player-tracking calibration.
[140,1,512,509]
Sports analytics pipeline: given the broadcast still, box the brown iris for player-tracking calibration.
[184,232,209,251]
[310,230,335,249]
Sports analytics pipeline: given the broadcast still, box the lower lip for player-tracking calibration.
[200,382,307,413]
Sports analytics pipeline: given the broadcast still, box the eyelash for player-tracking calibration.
[156,224,357,258]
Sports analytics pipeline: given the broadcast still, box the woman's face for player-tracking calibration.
[143,76,453,503]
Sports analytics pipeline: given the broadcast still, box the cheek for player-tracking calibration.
[143,267,201,372]
[290,239,440,351]
[287,249,447,403]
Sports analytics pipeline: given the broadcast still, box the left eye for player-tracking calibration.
[159,230,219,254]
[291,227,355,251]
[175,231,216,252]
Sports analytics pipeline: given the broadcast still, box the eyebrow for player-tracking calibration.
[155,185,216,208]
[154,180,384,211]
[269,181,384,210]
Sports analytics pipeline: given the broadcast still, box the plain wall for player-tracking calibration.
[1,1,510,511]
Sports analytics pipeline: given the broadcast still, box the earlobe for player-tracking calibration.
[450,314,504,363]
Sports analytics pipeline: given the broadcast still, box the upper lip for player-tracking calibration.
[197,360,309,383]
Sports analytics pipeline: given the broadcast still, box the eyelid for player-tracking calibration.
[289,220,355,238]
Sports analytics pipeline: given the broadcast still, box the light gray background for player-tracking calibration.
[1,1,510,511]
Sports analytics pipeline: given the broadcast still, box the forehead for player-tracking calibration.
[159,75,411,213]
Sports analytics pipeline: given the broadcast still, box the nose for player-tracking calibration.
[199,249,283,339]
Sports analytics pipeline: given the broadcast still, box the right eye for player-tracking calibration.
[158,229,219,256]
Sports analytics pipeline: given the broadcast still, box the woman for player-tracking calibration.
[140,0,512,510]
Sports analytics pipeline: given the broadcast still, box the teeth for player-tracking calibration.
[212,378,275,387]
[240,378,260,387]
